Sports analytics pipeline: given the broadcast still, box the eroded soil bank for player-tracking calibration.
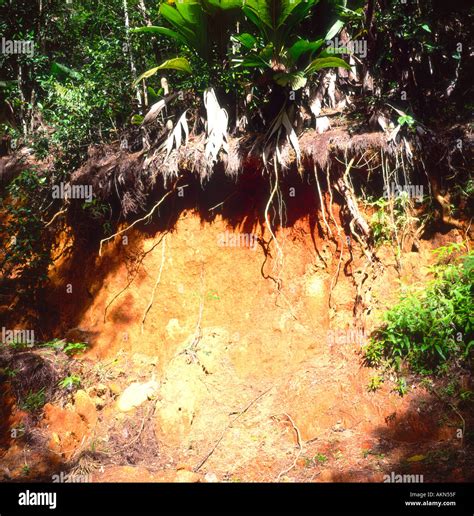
[1,198,472,483]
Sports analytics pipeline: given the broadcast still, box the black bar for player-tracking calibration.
[0,482,472,515]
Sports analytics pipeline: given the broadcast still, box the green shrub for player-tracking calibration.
[0,169,54,298]
[364,247,474,375]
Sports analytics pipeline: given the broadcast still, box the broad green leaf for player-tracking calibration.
[277,0,317,28]
[234,33,258,49]
[280,1,317,42]
[205,0,243,11]
[325,19,344,41]
[147,86,161,103]
[159,3,208,57]
[305,56,351,74]
[233,54,271,68]
[288,38,324,63]
[131,26,188,46]
[242,0,273,30]
[134,58,192,85]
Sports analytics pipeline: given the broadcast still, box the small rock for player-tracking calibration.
[117,378,159,412]
[204,472,218,483]
[175,470,201,483]
[318,470,333,482]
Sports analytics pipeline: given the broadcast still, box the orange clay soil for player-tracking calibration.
[0,203,471,483]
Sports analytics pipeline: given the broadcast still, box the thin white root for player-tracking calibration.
[141,235,167,333]
[264,160,284,268]
[44,208,67,227]
[314,165,332,237]
[99,179,183,256]
[276,412,303,482]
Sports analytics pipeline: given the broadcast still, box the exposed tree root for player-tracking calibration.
[335,158,371,239]
[275,412,303,482]
[264,160,283,269]
[44,207,68,227]
[313,164,332,237]
[103,233,166,323]
[328,234,345,312]
[98,176,184,256]
[140,235,167,333]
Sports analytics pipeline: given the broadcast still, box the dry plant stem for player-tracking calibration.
[98,177,184,256]
[193,387,273,472]
[141,235,167,333]
[276,412,303,482]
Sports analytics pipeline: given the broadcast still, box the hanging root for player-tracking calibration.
[103,234,166,323]
[334,158,376,263]
[335,158,371,239]
[264,159,284,269]
[98,176,184,257]
[313,164,332,237]
[44,207,68,227]
[141,235,167,333]
[328,232,345,312]
[260,158,298,320]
